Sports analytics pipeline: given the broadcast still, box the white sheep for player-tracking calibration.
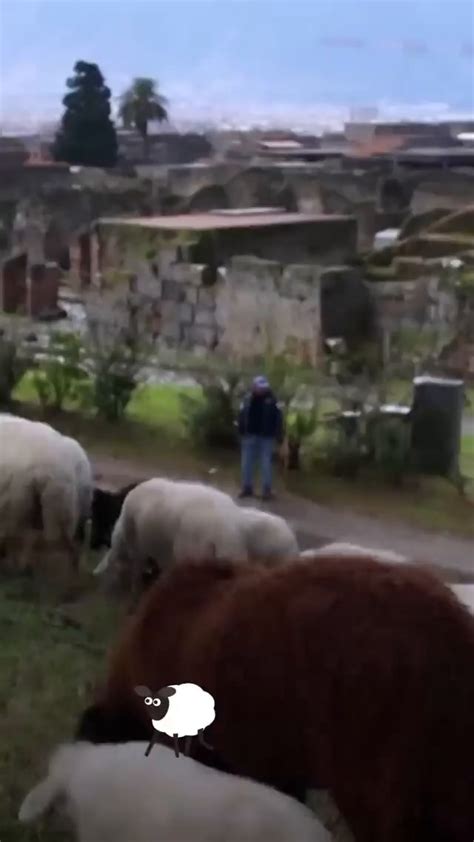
[94,478,248,599]
[450,584,474,615]
[300,542,408,564]
[3,421,93,522]
[135,681,215,757]
[0,415,92,571]
[239,506,299,564]
[18,741,332,842]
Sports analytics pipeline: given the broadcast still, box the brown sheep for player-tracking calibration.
[76,556,474,842]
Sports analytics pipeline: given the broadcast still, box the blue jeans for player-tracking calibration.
[241,435,275,493]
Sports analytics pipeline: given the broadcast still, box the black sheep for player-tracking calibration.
[90,483,139,550]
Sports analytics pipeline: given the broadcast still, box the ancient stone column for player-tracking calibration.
[69,238,82,291]
[90,230,100,285]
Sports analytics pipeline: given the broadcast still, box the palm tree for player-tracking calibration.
[119,78,168,160]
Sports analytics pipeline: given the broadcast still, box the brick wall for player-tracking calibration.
[29,262,60,317]
[1,253,27,314]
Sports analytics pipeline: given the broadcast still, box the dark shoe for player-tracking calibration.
[238,488,254,499]
[261,490,275,502]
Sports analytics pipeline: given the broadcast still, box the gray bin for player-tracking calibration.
[410,376,464,477]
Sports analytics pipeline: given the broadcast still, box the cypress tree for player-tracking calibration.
[53,60,118,167]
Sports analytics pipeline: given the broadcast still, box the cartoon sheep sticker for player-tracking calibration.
[134,682,216,758]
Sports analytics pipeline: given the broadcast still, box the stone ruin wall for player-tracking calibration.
[85,254,322,367]
[370,262,459,338]
[86,220,460,371]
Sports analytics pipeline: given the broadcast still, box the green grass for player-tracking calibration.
[0,571,123,840]
[461,434,474,480]
[14,372,203,437]
[365,264,397,280]
[126,382,202,434]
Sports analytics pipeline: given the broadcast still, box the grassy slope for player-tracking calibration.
[462,433,474,481]
[289,469,474,538]
[0,575,123,840]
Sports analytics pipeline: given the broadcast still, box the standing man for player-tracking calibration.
[237,375,283,501]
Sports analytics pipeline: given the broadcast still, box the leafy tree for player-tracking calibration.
[53,60,118,167]
[119,77,168,159]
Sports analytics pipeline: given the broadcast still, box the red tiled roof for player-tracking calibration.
[349,135,407,157]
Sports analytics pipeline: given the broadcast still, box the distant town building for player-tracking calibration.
[117,130,213,165]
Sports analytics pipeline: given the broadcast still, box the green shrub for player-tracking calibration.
[367,412,412,485]
[85,299,149,423]
[89,347,139,422]
[285,407,318,470]
[180,373,240,449]
[0,332,30,408]
[31,331,86,412]
[322,422,365,479]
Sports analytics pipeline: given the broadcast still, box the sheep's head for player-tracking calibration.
[134,685,176,721]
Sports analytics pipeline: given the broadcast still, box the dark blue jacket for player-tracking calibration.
[238,391,283,441]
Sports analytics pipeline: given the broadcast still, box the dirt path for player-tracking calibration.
[92,455,474,581]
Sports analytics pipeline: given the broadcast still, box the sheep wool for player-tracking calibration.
[239,507,299,564]
[0,415,92,570]
[94,477,248,596]
[300,542,408,564]
[450,583,474,615]
[19,741,332,842]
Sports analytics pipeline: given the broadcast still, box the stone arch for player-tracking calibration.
[161,193,186,215]
[225,166,287,209]
[378,177,411,213]
[187,185,230,212]
[274,184,298,212]
[321,271,376,350]
[319,187,353,215]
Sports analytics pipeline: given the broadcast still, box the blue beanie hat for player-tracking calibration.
[253,375,270,389]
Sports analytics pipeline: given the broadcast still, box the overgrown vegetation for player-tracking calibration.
[86,339,141,423]
[31,331,87,412]
[284,406,319,470]
[0,328,30,408]
[0,575,122,841]
[180,372,241,449]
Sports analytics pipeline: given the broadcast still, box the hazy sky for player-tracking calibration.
[1,0,473,125]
